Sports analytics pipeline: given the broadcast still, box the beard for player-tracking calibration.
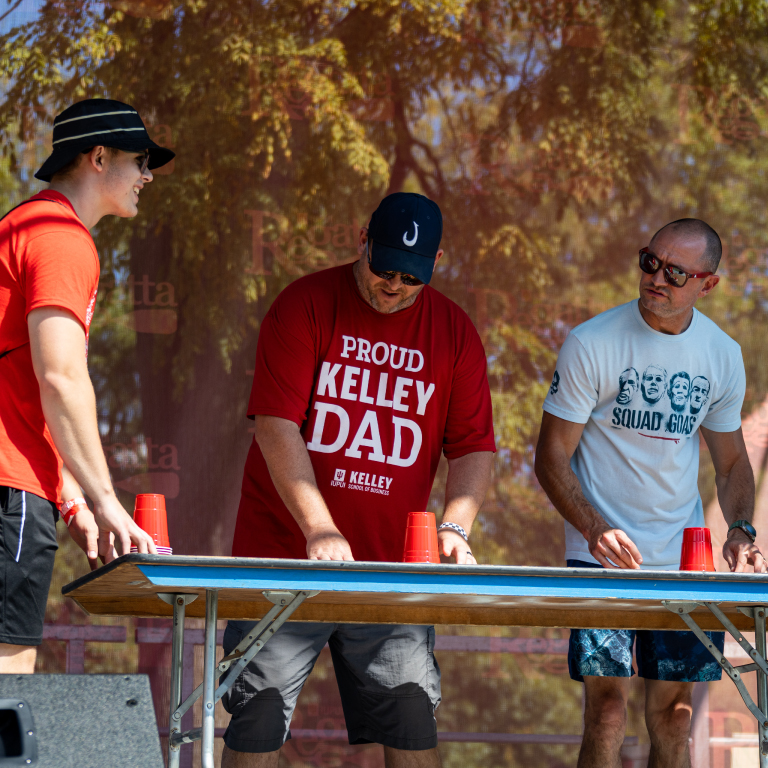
[639,286,692,319]
[365,285,414,313]
[353,261,422,314]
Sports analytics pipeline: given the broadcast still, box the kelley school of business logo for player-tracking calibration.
[331,468,392,496]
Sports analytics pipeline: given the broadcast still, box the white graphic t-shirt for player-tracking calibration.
[543,300,745,568]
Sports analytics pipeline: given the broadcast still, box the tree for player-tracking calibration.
[5,1,768,762]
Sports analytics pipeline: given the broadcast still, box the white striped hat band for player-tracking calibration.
[54,109,138,127]
[53,126,146,145]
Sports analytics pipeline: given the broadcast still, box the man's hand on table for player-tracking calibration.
[587,522,643,569]
[306,528,355,561]
[93,496,157,557]
[439,529,476,564]
[724,529,767,573]
[66,507,118,570]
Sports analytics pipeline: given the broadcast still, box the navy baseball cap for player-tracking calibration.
[35,98,175,182]
[367,192,443,285]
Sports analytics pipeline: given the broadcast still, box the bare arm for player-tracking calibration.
[439,451,493,564]
[700,426,765,573]
[534,411,643,568]
[28,308,156,556]
[253,414,353,560]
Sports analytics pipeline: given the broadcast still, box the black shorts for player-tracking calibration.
[0,487,58,646]
[221,621,442,753]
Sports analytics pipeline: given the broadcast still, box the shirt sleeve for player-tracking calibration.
[23,230,99,330]
[701,350,746,432]
[442,318,496,460]
[542,332,598,424]
[248,286,318,426]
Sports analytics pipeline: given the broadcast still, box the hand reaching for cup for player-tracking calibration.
[438,529,476,564]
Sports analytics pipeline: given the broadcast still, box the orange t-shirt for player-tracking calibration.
[0,191,99,503]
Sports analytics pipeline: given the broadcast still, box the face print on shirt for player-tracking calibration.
[668,372,691,413]
[612,365,712,441]
[640,365,667,405]
[616,367,639,404]
[690,376,710,415]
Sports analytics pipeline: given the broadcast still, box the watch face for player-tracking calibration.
[732,521,756,540]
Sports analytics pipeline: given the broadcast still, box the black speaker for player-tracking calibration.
[0,675,163,767]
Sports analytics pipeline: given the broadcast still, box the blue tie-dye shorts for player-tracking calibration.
[567,560,725,683]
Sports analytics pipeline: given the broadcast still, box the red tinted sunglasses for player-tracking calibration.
[639,247,713,288]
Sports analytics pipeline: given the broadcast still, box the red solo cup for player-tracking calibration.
[403,512,440,564]
[130,493,172,554]
[680,527,715,571]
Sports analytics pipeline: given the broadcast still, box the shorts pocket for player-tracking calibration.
[425,626,441,711]
[221,622,247,715]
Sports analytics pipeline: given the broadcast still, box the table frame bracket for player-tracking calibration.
[165,588,318,768]
[662,600,768,765]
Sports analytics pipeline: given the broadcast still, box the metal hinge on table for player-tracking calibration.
[663,600,768,761]
[167,589,318,750]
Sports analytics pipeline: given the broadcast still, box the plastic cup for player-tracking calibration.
[130,493,172,555]
[679,527,715,571]
[403,512,440,564]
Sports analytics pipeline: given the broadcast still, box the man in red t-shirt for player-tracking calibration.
[223,193,496,768]
[0,99,175,672]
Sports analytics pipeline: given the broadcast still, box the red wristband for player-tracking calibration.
[60,497,88,527]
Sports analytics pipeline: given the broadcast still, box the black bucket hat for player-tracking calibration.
[35,98,175,182]
[367,192,443,285]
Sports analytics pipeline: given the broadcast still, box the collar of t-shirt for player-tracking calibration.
[631,299,699,342]
[28,190,88,232]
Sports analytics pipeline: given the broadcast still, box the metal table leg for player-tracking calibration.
[166,589,318,763]
[664,601,768,768]
[201,589,218,768]
[756,607,768,766]
[157,593,198,768]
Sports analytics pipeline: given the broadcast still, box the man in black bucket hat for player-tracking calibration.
[0,98,173,672]
[35,98,174,182]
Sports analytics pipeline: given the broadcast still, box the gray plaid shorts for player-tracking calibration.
[221,621,442,753]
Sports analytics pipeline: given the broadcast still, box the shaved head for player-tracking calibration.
[650,218,722,272]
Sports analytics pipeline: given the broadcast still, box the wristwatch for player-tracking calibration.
[728,520,757,542]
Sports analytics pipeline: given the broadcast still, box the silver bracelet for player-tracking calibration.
[438,522,468,542]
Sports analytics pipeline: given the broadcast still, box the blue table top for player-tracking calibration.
[61,555,768,631]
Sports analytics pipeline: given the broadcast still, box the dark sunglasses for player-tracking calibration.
[80,147,151,175]
[366,241,423,286]
[639,247,713,288]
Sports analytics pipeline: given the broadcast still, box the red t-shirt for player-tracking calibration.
[233,263,496,562]
[0,191,99,503]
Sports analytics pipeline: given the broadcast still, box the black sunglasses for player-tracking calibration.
[366,241,423,286]
[80,147,150,175]
[639,247,714,288]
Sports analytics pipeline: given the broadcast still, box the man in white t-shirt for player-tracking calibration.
[535,218,766,768]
